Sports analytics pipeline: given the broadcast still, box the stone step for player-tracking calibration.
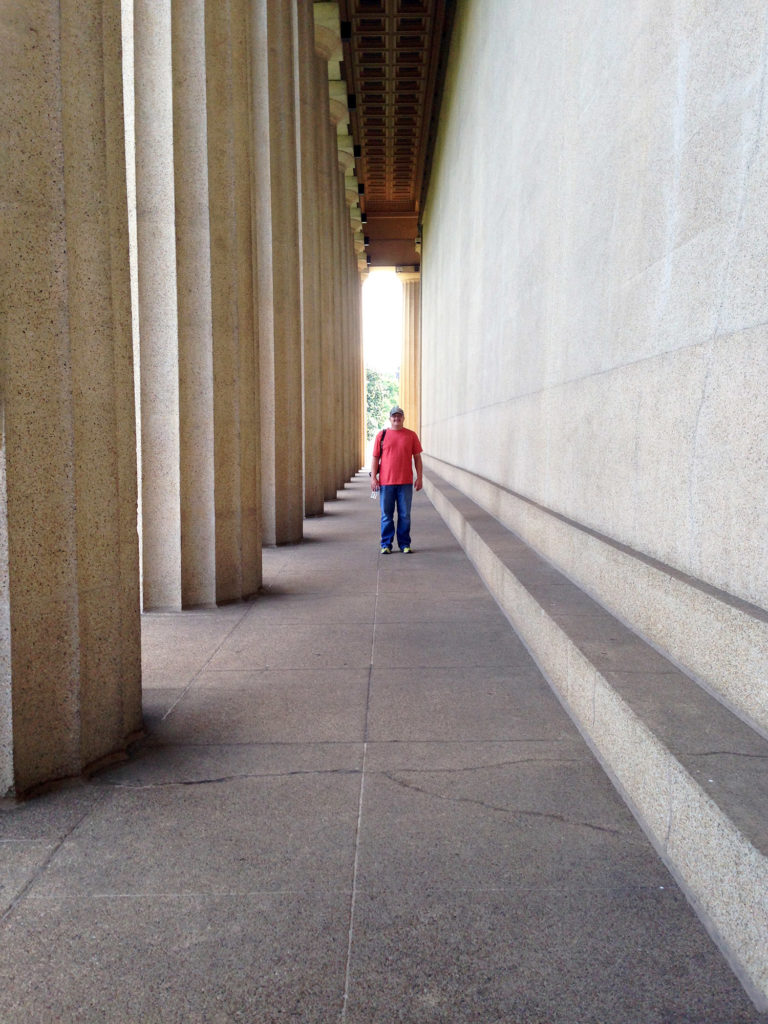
[425,467,768,1011]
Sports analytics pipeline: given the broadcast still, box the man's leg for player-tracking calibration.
[379,485,396,550]
[394,484,413,550]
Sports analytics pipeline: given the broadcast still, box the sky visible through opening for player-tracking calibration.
[362,269,402,376]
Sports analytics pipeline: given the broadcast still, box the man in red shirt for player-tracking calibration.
[370,405,423,553]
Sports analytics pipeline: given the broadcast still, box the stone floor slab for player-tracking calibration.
[207,623,375,671]
[375,590,503,622]
[344,890,764,1024]
[33,773,360,897]
[141,606,249,687]
[354,747,672,894]
[366,666,571,742]
[0,894,350,1024]
[150,669,370,744]
[243,592,377,624]
[373,620,530,669]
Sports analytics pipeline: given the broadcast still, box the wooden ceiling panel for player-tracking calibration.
[338,0,455,267]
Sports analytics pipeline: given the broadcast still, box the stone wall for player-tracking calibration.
[421,0,768,613]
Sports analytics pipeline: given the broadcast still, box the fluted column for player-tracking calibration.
[343,246,357,480]
[297,0,324,517]
[313,0,366,494]
[354,265,366,470]
[134,0,181,609]
[1,448,10,795]
[341,242,352,480]
[331,164,346,491]
[398,270,422,435]
[252,0,304,545]
[106,0,143,731]
[206,0,262,600]
[232,0,262,593]
[1,0,141,794]
[353,254,365,474]
[315,53,338,502]
[173,0,216,607]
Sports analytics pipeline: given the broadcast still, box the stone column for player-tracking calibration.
[296,0,324,517]
[331,164,346,491]
[251,0,304,545]
[233,0,262,594]
[346,233,363,479]
[352,254,365,475]
[342,241,352,481]
[134,0,182,609]
[173,0,216,607]
[342,244,356,480]
[398,270,422,436]
[353,265,366,470]
[315,53,338,503]
[312,0,365,490]
[105,0,142,732]
[0,444,11,795]
[1,0,141,794]
[206,0,262,601]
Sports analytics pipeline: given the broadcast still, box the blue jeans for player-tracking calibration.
[379,484,413,550]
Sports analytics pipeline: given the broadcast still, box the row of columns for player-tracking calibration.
[1,0,365,797]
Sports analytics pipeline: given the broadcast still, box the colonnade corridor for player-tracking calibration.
[0,473,764,1023]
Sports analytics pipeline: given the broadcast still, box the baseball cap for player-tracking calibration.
[389,406,404,416]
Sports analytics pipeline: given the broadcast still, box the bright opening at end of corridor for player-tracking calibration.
[363,269,403,462]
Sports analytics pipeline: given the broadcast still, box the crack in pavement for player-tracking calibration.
[97,756,592,791]
[96,755,589,790]
[688,751,768,761]
[381,772,624,836]
[97,767,360,789]
[369,756,587,774]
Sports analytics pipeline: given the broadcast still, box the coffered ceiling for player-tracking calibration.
[337,0,455,269]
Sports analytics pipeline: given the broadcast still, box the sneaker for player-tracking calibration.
[401,547,412,554]
[380,545,392,554]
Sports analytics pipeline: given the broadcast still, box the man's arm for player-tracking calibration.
[413,452,423,491]
[370,450,380,491]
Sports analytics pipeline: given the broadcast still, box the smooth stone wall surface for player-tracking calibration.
[421,0,768,611]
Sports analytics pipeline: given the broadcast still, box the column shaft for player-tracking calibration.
[173,0,216,607]
[206,0,262,601]
[233,0,262,593]
[399,272,422,435]
[316,55,338,502]
[134,0,181,609]
[1,0,141,794]
[331,164,346,491]
[297,0,324,517]
[252,0,304,545]
[105,0,142,737]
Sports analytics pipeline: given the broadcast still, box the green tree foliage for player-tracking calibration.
[366,368,400,440]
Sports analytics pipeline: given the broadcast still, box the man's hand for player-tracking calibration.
[371,474,379,492]
[413,453,423,492]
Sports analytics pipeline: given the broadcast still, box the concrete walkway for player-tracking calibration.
[1,472,766,1023]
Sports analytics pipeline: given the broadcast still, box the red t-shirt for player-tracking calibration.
[373,428,423,485]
